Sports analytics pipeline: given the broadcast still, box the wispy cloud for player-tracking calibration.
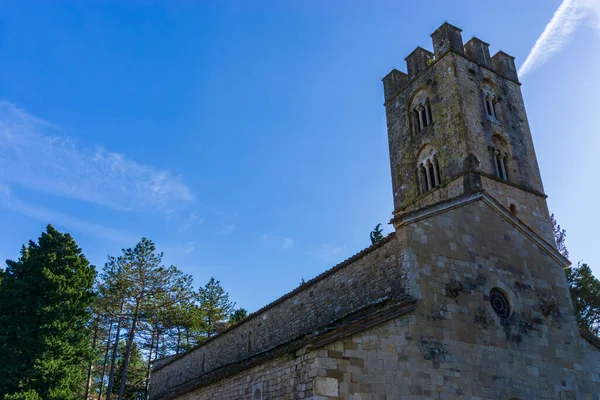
[314,244,342,259]
[282,237,294,250]
[0,185,138,244]
[519,0,600,78]
[162,240,197,257]
[262,233,294,250]
[0,101,193,213]
[218,223,236,235]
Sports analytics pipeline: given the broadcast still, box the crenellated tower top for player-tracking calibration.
[382,22,554,245]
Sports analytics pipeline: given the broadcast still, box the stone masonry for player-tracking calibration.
[150,23,600,400]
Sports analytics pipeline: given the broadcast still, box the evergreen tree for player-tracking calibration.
[552,214,600,334]
[230,308,248,324]
[197,277,235,337]
[551,213,569,258]
[98,238,193,400]
[0,225,96,400]
[566,263,600,335]
[369,223,384,244]
[111,341,146,400]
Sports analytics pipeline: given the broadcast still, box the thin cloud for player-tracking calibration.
[0,185,138,244]
[0,101,193,213]
[218,223,236,235]
[262,233,294,250]
[282,237,294,250]
[519,0,600,78]
[314,244,342,259]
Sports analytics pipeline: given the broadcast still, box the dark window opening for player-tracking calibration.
[418,155,441,194]
[413,98,433,133]
[247,330,253,353]
[490,288,511,319]
[491,149,509,181]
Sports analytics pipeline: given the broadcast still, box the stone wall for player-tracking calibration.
[175,348,318,400]
[150,235,409,400]
[383,23,552,244]
[481,175,554,244]
[311,199,600,399]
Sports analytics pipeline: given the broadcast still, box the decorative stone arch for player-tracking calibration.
[481,79,503,121]
[490,134,511,181]
[416,144,441,194]
[409,87,434,134]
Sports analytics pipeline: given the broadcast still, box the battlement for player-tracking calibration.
[382,22,519,103]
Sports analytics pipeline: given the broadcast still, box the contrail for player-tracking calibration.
[519,0,600,78]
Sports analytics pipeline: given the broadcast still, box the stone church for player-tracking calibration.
[150,23,600,399]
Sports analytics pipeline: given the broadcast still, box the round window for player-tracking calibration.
[490,288,511,319]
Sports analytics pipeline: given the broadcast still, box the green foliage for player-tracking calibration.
[230,308,248,324]
[369,223,384,244]
[566,263,600,335]
[198,277,235,337]
[111,341,146,400]
[5,390,43,400]
[551,213,569,259]
[98,237,194,398]
[0,225,96,400]
[552,214,600,335]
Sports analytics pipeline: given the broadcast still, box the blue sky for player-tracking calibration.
[0,0,598,312]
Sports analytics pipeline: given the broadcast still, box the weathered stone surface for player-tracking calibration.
[313,377,338,396]
[149,22,600,400]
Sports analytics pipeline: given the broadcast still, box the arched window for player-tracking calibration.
[490,135,510,181]
[481,81,503,122]
[416,145,441,194]
[252,383,263,400]
[484,92,498,118]
[411,90,433,133]
[247,330,253,353]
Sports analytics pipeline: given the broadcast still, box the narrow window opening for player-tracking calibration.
[417,106,425,131]
[253,388,262,400]
[247,330,253,353]
[418,165,427,194]
[413,109,420,133]
[425,160,433,191]
[432,155,440,186]
[425,99,433,126]
[484,92,498,119]
[491,149,509,181]
[499,154,508,180]
[412,95,433,133]
[417,153,441,194]
[509,204,517,215]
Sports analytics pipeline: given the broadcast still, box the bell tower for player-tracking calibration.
[382,23,554,244]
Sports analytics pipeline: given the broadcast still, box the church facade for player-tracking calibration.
[149,23,600,400]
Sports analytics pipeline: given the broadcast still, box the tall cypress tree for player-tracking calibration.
[0,225,96,400]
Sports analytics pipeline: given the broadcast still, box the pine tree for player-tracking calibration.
[0,225,96,400]
[566,263,600,335]
[97,238,193,400]
[230,308,248,325]
[197,277,235,338]
[551,213,569,258]
[369,223,384,244]
[552,214,600,334]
